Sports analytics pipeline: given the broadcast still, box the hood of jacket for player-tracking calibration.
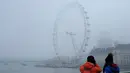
[83,62,94,70]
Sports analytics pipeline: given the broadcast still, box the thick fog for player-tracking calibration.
[0,0,130,60]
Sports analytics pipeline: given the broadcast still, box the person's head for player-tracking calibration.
[105,53,114,65]
[87,55,96,65]
[108,53,113,56]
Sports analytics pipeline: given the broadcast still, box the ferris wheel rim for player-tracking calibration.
[53,2,90,57]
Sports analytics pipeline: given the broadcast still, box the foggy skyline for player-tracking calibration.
[0,0,130,60]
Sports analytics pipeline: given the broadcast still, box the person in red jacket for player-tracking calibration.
[80,55,102,73]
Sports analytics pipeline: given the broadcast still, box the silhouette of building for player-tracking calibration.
[43,56,81,68]
[113,44,130,70]
[97,31,114,48]
[89,44,130,70]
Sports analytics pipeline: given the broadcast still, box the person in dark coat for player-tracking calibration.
[103,53,120,73]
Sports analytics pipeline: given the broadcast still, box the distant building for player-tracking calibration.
[43,56,81,68]
[89,44,130,70]
[97,31,114,48]
[113,44,130,70]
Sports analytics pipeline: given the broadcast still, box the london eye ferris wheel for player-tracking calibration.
[53,1,90,60]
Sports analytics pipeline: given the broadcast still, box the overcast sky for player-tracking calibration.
[0,0,130,60]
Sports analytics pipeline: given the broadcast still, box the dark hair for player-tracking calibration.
[87,55,96,66]
[103,53,114,73]
[105,53,114,64]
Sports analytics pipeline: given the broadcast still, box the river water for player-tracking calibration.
[0,62,129,73]
[0,63,79,73]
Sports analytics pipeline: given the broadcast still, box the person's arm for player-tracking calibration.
[95,64,102,72]
[79,65,84,73]
[104,67,111,73]
[103,63,107,73]
[117,66,120,73]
